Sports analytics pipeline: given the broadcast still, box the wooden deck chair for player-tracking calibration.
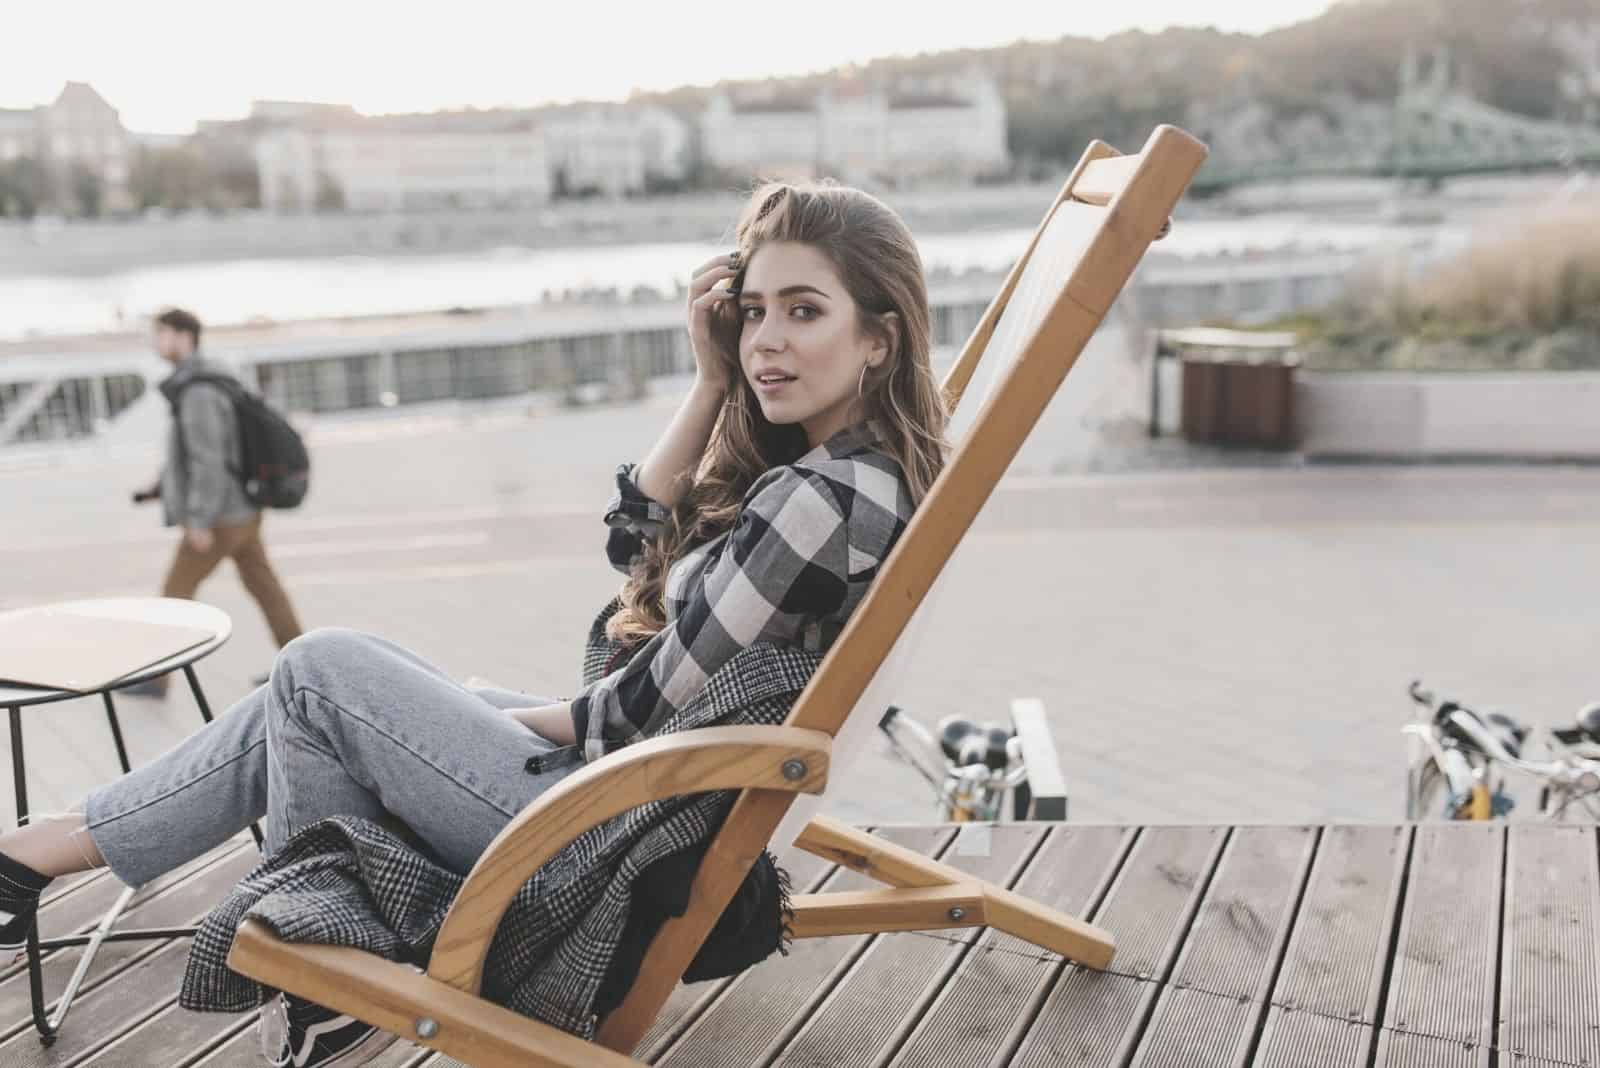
[228,124,1209,1067]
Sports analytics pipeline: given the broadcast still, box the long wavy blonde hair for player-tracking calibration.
[607,181,949,643]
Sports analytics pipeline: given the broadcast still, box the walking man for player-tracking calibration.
[128,308,303,695]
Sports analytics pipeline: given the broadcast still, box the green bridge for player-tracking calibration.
[1194,46,1600,192]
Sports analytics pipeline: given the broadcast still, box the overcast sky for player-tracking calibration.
[6,0,1338,133]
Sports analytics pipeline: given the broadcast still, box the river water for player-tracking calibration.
[0,213,1457,342]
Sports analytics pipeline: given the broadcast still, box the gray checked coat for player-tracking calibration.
[178,599,823,1038]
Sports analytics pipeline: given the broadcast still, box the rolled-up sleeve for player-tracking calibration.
[604,463,671,575]
[572,465,849,759]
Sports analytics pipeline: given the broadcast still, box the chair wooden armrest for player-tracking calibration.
[428,724,829,992]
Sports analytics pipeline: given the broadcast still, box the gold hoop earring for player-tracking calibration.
[857,363,870,398]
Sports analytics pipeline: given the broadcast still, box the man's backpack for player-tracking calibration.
[172,371,311,510]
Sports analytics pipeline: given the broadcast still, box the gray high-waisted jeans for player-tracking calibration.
[83,627,583,887]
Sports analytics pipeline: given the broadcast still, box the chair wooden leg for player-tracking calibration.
[229,920,643,1068]
[794,815,1115,969]
[788,884,988,939]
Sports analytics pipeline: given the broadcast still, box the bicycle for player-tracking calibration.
[1403,679,1600,821]
[878,702,1065,822]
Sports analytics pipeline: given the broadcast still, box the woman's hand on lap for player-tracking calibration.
[508,702,578,747]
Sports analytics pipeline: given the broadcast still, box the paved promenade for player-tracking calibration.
[3,395,1598,829]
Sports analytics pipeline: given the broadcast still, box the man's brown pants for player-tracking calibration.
[161,513,303,647]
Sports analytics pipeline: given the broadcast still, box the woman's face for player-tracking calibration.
[736,241,890,448]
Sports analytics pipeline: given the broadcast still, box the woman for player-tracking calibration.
[0,181,948,1066]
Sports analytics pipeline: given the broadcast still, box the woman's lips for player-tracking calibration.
[753,372,796,394]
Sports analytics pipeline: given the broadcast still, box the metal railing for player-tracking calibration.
[0,252,1358,449]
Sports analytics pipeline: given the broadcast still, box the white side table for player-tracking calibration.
[0,597,257,1046]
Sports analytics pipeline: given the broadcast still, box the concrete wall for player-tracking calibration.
[1297,371,1600,459]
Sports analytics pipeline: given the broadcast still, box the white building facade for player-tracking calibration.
[541,105,689,196]
[701,73,1009,185]
[255,125,551,212]
[700,94,823,180]
[254,104,690,212]
[0,82,132,212]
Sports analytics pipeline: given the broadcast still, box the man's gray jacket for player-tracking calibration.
[157,354,257,530]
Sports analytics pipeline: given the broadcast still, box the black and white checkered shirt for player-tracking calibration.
[572,420,914,761]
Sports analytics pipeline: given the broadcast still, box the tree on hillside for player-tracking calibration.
[130,144,213,212]
[69,162,104,217]
[0,157,48,217]
[131,142,263,213]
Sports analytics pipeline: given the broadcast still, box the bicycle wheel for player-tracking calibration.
[1409,757,1449,820]
[1410,757,1502,820]
[1538,785,1600,822]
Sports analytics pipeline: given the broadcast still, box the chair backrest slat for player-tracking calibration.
[1069,152,1144,206]
[939,140,1119,415]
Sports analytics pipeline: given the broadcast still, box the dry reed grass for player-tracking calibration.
[1363,190,1600,335]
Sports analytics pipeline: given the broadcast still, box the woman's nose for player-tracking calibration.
[750,316,785,353]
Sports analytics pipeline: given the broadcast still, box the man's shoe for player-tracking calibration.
[261,993,400,1068]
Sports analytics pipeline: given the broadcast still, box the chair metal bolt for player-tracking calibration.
[782,759,807,781]
[948,907,966,922]
[416,1018,439,1039]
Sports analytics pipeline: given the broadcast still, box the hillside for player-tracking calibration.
[635,0,1600,173]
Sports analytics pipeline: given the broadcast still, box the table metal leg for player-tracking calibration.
[183,664,214,724]
[10,705,57,1046]
[181,666,264,851]
[101,693,132,776]
[46,885,134,1032]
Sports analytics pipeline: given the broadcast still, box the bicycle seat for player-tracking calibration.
[1438,702,1526,759]
[937,717,1012,770]
[1483,712,1528,759]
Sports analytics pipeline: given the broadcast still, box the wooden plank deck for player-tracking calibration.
[6,823,1597,1067]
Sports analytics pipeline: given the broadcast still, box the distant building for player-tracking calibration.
[700,93,823,181]
[40,83,131,201]
[251,100,689,212]
[254,123,551,213]
[700,72,1009,186]
[541,105,689,196]
[247,101,361,125]
[0,82,132,214]
[883,78,1009,181]
[0,108,32,162]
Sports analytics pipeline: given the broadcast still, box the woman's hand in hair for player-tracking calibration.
[686,253,740,394]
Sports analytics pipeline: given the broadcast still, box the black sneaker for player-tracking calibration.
[0,851,50,958]
[260,993,399,1068]
[0,896,40,958]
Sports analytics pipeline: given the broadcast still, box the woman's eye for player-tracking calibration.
[791,304,819,321]
[740,305,763,321]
